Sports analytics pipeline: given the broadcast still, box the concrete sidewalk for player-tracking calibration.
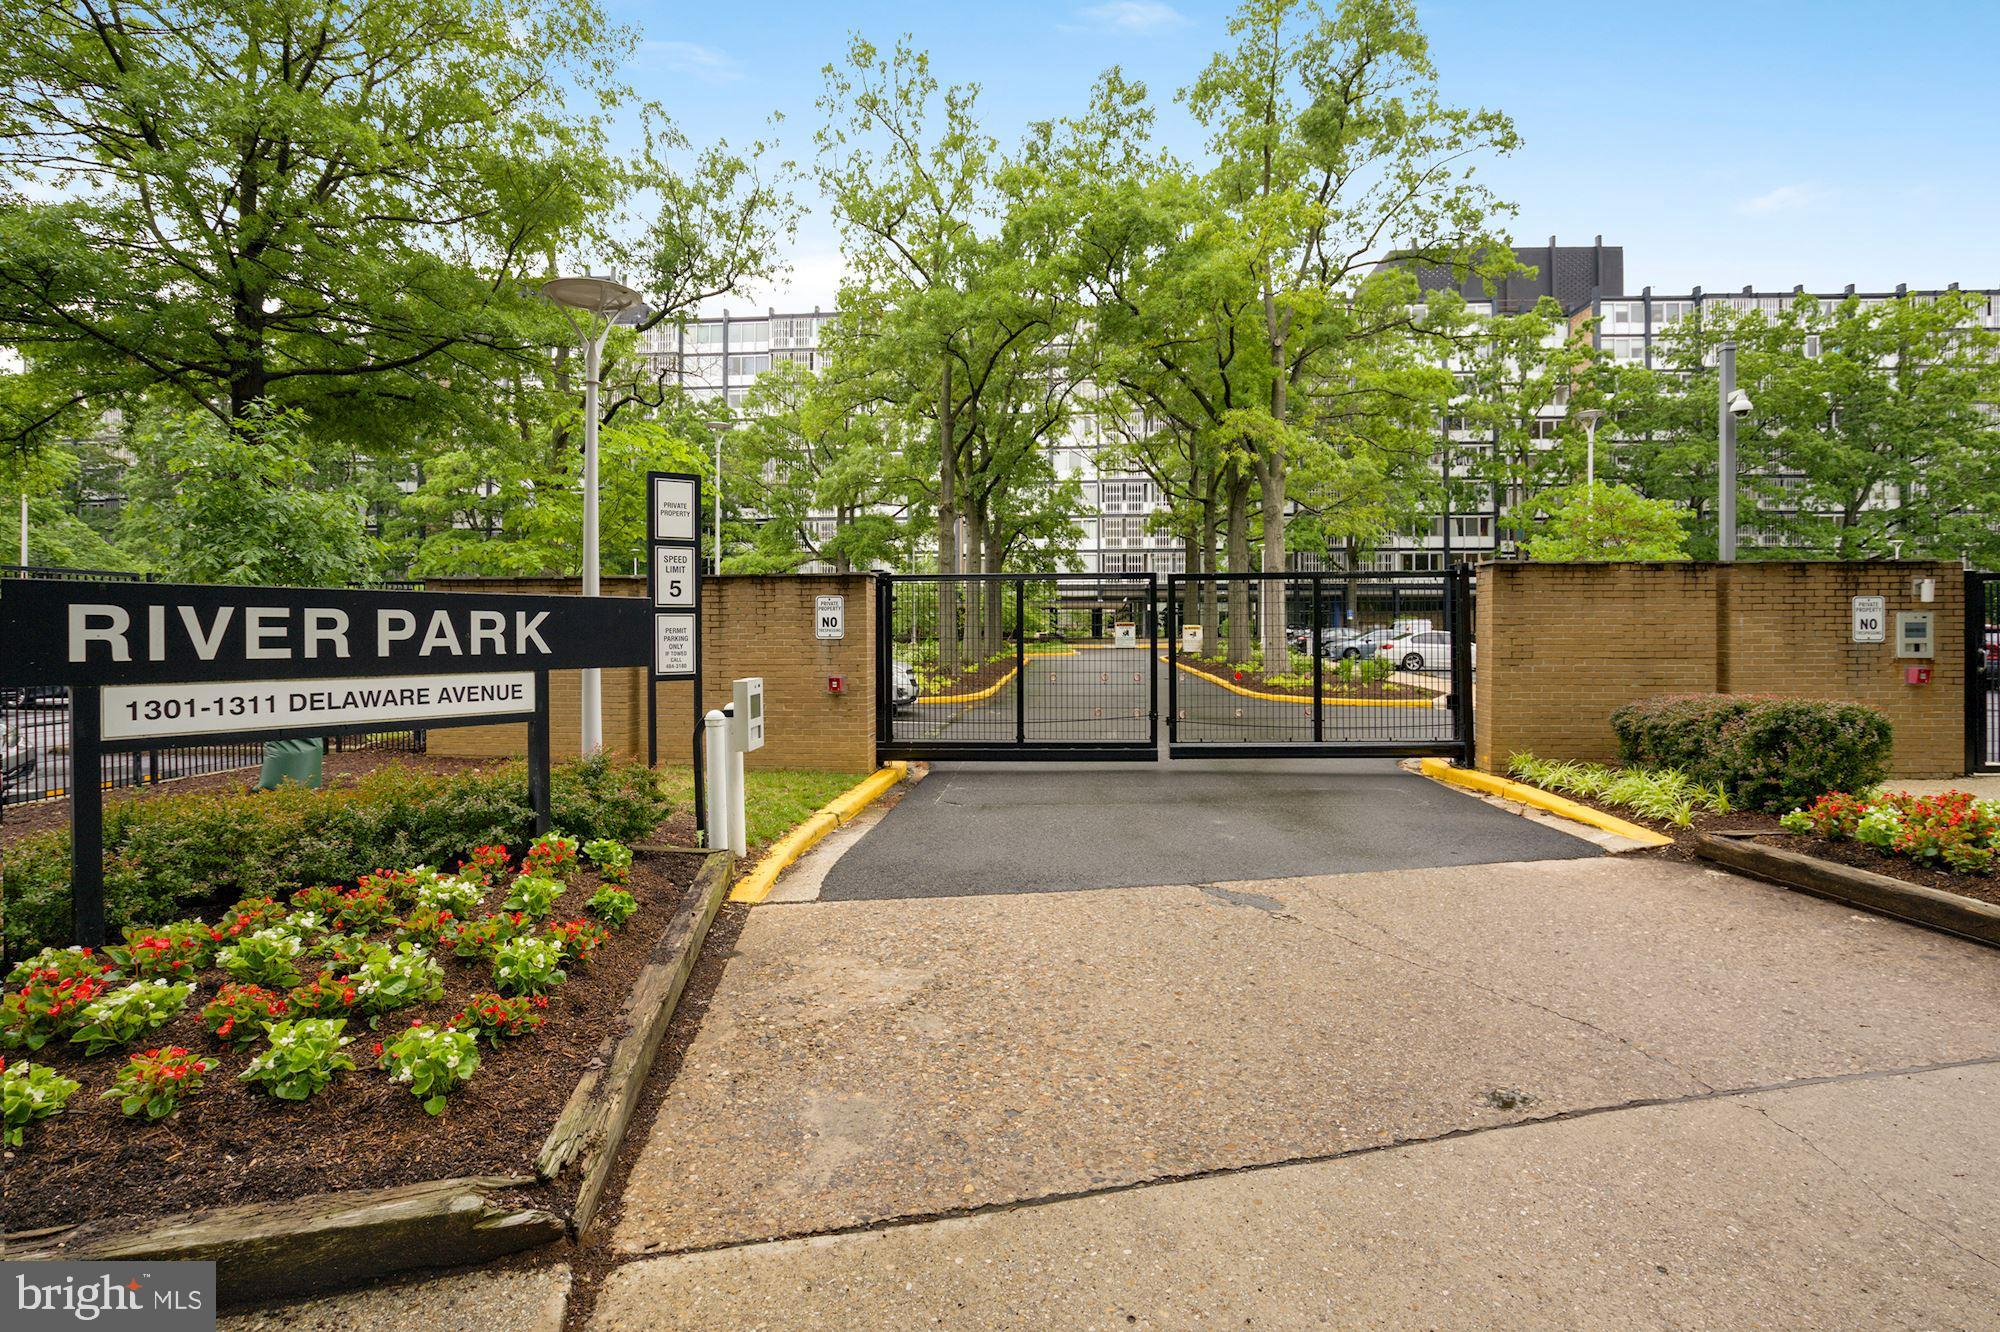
[594,1062,2000,1330]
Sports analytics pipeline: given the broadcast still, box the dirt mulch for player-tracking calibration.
[0,753,504,849]
[5,850,701,1234]
[1552,790,2000,911]
[914,656,1023,701]
[1180,656,1440,701]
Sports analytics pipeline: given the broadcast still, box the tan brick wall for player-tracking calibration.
[1475,561,1965,778]
[423,575,878,773]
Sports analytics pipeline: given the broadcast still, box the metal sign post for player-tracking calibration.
[647,471,705,839]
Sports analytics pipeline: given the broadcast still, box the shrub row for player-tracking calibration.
[0,757,671,958]
[1609,694,1892,813]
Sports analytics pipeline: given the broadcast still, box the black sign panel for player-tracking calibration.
[0,579,651,687]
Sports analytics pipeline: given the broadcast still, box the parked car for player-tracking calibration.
[0,685,65,708]
[891,659,921,711]
[1378,630,1474,673]
[1985,625,1999,688]
[1321,626,1402,659]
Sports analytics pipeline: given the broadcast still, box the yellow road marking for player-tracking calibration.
[1166,657,1438,708]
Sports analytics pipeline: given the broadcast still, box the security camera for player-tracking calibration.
[1727,388,1753,419]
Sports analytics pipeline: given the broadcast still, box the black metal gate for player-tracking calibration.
[1165,569,1473,761]
[1969,572,1999,772]
[876,573,1158,761]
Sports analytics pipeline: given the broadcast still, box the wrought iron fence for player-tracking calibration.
[1,566,425,810]
[877,573,1159,760]
[1166,570,1473,760]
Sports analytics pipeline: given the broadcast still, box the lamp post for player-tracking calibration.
[1716,342,1752,562]
[1576,408,1605,500]
[541,275,647,755]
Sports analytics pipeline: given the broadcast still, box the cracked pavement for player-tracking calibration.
[594,852,2000,1327]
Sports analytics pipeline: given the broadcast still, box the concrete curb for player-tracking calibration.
[729,762,909,904]
[1417,758,1675,848]
[1695,830,2000,949]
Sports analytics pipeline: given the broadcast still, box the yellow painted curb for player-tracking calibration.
[1167,657,1438,708]
[1417,758,1675,847]
[917,667,1018,706]
[729,761,910,904]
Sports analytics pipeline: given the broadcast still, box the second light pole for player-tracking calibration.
[542,274,648,754]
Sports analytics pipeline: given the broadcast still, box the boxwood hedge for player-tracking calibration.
[1,756,672,959]
[1609,694,1893,813]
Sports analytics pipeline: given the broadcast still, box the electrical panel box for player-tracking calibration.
[731,677,765,752]
[1894,612,1934,659]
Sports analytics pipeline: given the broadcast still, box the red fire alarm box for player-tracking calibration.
[827,675,844,694]
[1906,665,1932,685]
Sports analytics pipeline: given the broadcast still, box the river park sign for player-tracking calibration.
[0,578,650,944]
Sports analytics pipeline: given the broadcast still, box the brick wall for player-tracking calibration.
[424,574,878,773]
[1475,561,1965,778]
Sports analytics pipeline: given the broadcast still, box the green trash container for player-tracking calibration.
[258,737,325,791]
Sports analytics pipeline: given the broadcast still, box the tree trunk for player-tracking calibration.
[937,356,960,673]
[983,520,1007,659]
[963,504,990,661]
[1256,449,1289,668]
[1224,465,1252,664]
[1199,484,1221,654]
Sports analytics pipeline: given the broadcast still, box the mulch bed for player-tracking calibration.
[915,656,1021,700]
[1550,789,2000,911]
[1181,656,1440,701]
[6,851,700,1234]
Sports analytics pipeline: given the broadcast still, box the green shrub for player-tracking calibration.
[2,756,672,958]
[1609,695,1892,813]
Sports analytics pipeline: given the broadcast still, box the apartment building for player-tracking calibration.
[641,253,2000,576]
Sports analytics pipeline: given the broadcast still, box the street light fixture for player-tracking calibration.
[1575,408,1606,499]
[1717,342,1752,562]
[541,274,648,756]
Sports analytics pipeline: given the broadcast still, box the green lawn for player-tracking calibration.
[654,766,870,852]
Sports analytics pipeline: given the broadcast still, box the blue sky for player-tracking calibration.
[607,0,2000,310]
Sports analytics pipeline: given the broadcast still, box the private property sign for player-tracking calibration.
[0,578,650,945]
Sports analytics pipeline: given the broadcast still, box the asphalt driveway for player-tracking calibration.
[816,757,1598,900]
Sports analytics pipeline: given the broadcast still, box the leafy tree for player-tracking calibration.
[0,0,797,528]
[1183,0,1521,661]
[1521,482,1689,562]
[121,408,377,586]
[400,397,713,578]
[728,359,907,573]
[1613,291,2000,562]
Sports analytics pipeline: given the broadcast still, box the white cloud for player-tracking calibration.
[1737,184,1822,216]
[1075,2,1189,33]
[639,40,743,85]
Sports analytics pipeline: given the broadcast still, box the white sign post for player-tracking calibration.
[815,595,845,640]
[1851,595,1886,644]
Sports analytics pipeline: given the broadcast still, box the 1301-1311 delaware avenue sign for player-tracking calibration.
[0,578,651,944]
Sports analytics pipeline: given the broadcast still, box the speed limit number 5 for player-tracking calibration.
[653,545,697,610]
